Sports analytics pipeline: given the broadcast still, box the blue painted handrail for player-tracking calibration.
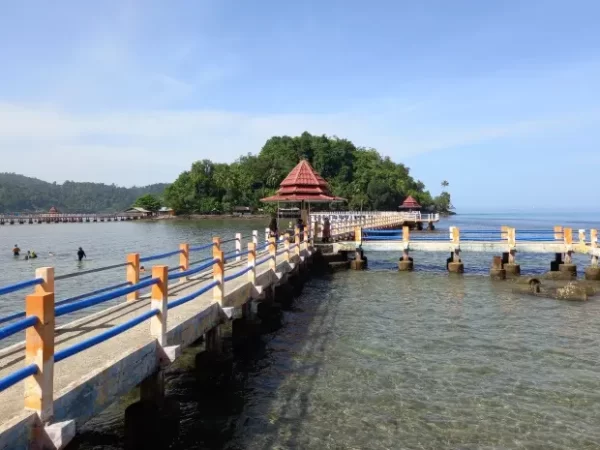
[256,255,272,266]
[190,242,215,252]
[168,258,218,281]
[0,278,44,297]
[167,280,219,310]
[224,266,253,282]
[0,363,38,392]
[55,281,132,307]
[55,277,159,317]
[0,316,39,341]
[140,249,182,263]
[54,309,159,363]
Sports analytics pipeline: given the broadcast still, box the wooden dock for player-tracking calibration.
[0,213,147,225]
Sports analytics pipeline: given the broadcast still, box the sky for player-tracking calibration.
[0,0,599,210]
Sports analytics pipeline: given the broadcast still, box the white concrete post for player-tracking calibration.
[235,233,242,262]
[150,265,168,346]
[25,267,55,422]
[252,230,258,246]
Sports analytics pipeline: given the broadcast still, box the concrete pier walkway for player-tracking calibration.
[0,244,311,449]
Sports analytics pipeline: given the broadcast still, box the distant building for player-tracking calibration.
[49,206,59,214]
[158,207,175,216]
[233,206,252,216]
[123,207,152,217]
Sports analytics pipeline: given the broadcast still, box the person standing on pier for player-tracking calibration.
[77,247,87,261]
[322,218,331,243]
[268,216,279,239]
[12,245,20,257]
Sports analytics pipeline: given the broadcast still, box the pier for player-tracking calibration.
[0,217,378,449]
[0,213,147,225]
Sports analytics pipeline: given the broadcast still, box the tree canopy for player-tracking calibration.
[0,173,169,213]
[133,194,162,212]
[165,132,453,214]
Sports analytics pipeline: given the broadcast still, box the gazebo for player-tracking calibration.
[399,195,421,212]
[261,159,345,229]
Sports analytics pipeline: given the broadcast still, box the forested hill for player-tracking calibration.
[0,173,169,213]
[165,132,452,214]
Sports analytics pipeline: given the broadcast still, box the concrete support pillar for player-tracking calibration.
[448,249,464,273]
[584,266,600,281]
[585,229,599,280]
[490,256,506,280]
[504,248,520,276]
[350,247,366,270]
[398,248,414,271]
[550,253,563,272]
[205,326,222,354]
[559,263,577,278]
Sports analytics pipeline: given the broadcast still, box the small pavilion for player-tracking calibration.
[261,159,345,228]
[399,195,421,212]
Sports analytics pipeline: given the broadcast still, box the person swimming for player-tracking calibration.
[13,245,20,257]
[30,251,37,259]
[77,247,86,261]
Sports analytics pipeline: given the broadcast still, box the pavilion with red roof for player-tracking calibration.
[261,160,345,204]
[399,195,421,211]
[261,160,345,226]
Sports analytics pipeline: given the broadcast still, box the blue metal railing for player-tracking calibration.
[168,258,218,281]
[224,266,253,282]
[0,316,39,341]
[54,309,159,363]
[55,277,159,317]
[190,242,215,252]
[140,249,183,263]
[167,280,219,310]
[0,364,38,392]
[0,278,44,297]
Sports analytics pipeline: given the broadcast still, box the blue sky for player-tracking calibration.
[0,0,599,210]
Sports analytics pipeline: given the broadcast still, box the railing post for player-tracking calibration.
[126,253,140,301]
[403,226,410,243]
[150,265,168,346]
[284,233,291,262]
[25,267,55,422]
[591,229,598,266]
[354,226,362,246]
[268,236,277,270]
[554,226,563,241]
[265,228,270,243]
[252,230,258,246]
[213,238,224,305]
[564,227,573,263]
[579,229,586,245]
[179,243,190,280]
[248,242,256,286]
[294,226,301,257]
[235,233,242,262]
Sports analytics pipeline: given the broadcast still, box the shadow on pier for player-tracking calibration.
[66,268,339,450]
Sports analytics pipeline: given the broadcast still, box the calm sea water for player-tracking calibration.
[2,213,600,449]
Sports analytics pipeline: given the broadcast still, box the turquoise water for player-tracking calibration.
[2,213,600,448]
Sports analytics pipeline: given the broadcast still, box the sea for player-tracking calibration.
[1,212,600,449]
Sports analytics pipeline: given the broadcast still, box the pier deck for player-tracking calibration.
[0,240,310,449]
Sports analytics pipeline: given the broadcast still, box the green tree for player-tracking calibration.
[134,194,162,212]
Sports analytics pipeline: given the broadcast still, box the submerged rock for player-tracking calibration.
[513,279,596,302]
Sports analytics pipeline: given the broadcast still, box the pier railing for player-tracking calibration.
[310,211,439,240]
[357,225,598,251]
[0,227,312,420]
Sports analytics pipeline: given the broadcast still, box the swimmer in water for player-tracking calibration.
[77,247,86,261]
[13,245,20,257]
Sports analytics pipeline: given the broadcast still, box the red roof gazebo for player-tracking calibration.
[261,160,345,204]
[261,160,345,228]
[399,195,421,210]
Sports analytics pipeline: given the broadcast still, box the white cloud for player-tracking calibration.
[0,102,597,186]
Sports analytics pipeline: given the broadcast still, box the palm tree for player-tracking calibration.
[441,180,449,189]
